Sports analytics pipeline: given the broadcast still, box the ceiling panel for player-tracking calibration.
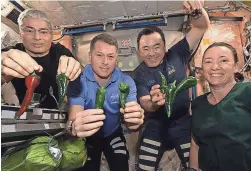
[35,1,63,11]
[59,1,93,9]
[23,1,46,12]
[60,1,101,22]
[92,1,126,19]
[157,1,183,14]
[136,1,158,15]
[204,1,229,9]
[22,1,230,27]
[60,1,93,23]
[121,1,144,17]
[48,11,75,26]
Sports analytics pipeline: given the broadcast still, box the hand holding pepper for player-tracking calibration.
[183,0,204,14]
[150,84,166,107]
[120,101,144,130]
[57,55,82,81]
[72,109,106,137]
[1,49,43,79]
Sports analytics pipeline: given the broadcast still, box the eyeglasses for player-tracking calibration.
[21,27,51,36]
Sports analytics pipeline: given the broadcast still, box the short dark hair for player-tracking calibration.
[90,33,118,52]
[203,42,238,63]
[137,26,166,49]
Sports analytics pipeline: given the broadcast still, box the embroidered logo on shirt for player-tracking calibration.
[110,93,119,104]
[167,64,176,76]
[168,69,176,75]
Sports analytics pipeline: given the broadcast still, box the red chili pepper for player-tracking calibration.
[16,72,41,117]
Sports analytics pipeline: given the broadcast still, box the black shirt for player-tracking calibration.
[132,38,192,121]
[2,43,73,109]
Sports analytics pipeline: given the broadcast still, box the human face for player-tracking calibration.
[202,46,238,88]
[20,17,52,57]
[138,32,165,67]
[89,40,118,82]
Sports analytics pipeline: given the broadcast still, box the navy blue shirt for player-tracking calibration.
[132,38,192,121]
[67,64,137,137]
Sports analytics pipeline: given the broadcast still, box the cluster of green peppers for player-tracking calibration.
[56,73,68,111]
[94,82,129,118]
[159,71,197,118]
[95,87,106,109]
[119,82,130,108]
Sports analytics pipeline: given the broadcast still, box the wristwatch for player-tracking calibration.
[65,120,73,135]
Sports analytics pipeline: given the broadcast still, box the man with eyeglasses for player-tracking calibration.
[1,9,82,109]
[132,1,210,171]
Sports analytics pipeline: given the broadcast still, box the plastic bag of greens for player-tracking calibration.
[2,136,62,171]
[58,137,87,171]
[2,148,26,171]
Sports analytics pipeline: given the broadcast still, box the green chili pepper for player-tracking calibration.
[159,71,176,118]
[159,73,197,118]
[174,76,197,97]
[56,73,68,111]
[119,82,130,108]
[159,71,167,93]
[165,80,176,118]
[95,87,106,109]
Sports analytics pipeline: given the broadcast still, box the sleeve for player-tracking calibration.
[191,99,199,144]
[67,73,85,107]
[169,37,192,64]
[1,46,16,52]
[132,70,150,100]
[124,75,137,102]
[243,83,251,110]
[1,43,24,52]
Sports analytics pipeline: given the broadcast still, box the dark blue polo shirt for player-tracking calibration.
[132,38,192,121]
[67,64,137,137]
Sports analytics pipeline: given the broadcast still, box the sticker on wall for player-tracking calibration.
[121,38,131,47]
[203,39,210,45]
[118,62,123,68]
[129,61,134,67]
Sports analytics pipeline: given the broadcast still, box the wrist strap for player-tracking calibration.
[65,120,74,136]
[190,9,202,20]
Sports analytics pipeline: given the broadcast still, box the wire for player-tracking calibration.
[53,35,65,42]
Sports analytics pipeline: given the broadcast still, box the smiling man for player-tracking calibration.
[132,0,210,170]
[1,9,81,109]
[67,33,144,171]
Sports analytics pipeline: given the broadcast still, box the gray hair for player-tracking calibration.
[18,9,53,30]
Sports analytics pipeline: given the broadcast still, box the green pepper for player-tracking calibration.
[56,73,68,111]
[165,80,177,118]
[119,82,130,108]
[159,71,167,93]
[174,76,197,97]
[159,72,197,118]
[95,87,106,109]
[159,71,176,118]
